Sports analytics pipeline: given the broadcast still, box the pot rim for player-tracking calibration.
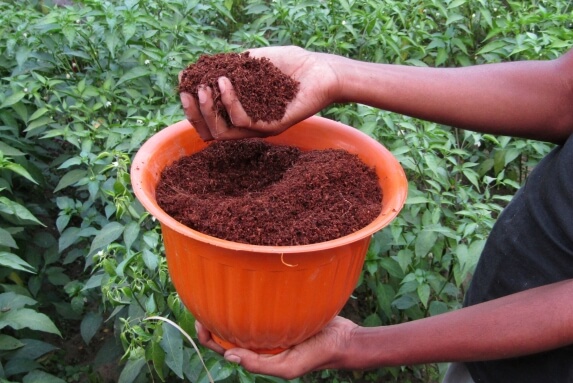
[131,116,408,254]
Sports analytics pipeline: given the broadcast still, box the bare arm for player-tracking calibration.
[182,46,573,143]
[203,279,573,379]
[335,50,573,143]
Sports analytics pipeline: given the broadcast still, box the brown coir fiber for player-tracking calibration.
[155,139,382,246]
[178,52,299,126]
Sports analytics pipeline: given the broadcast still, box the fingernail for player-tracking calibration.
[180,93,191,108]
[218,78,226,93]
[225,354,241,364]
[198,87,207,104]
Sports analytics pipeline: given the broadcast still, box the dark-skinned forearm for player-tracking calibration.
[342,279,573,370]
[332,50,573,144]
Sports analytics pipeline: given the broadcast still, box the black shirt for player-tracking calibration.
[464,134,573,382]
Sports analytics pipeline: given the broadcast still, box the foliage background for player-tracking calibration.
[0,0,571,382]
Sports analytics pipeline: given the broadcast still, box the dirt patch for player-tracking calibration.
[155,139,382,246]
[178,52,299,126]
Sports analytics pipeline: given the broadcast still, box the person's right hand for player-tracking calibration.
[196,316,360,380]
[179,46,343,141]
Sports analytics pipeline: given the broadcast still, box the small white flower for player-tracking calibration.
[144,59,150,65]
[151,216,156,222]
[23,33,28,38]
[112,161,119,167]
[23,88,28,93]
[472,13,476,18]
[342,20,346,25]
[474,140,481,148]
[76,19,81,24]
[137,119,143,125]
[66,73,71,79]
[97,250,104,256]
[105,101,112,108]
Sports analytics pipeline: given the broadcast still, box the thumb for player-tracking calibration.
[223,348,257,366]
[223,348,298,379]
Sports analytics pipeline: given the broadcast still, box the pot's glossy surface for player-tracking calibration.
[131,116,407,353]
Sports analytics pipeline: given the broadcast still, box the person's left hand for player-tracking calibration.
[195,316,359,380]
[179,46,341,141]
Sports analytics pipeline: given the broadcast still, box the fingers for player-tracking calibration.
[179,75,277,140]
[195,321,226,354]
[218,77,253,128]
[223,349,305,380]
[180,92,213,141]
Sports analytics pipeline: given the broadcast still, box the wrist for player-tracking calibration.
[317,52,352,105]
[340,325,394,370]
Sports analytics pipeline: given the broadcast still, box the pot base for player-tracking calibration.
[212,334,285,355]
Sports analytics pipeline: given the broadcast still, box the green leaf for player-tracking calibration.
[122,23,137,42]
[116,67,152,87]
[0,292,36,310]
[379,257,404,279]
[196,358,234,383]
[59,227,81,252]
[23,370,66,383]
[446,13,464,25]
[376,283,395,319]
[123,221,140,250]
[28,107,49,122]
[417,283,431,308]
[0,252,36,273]
[392,249,413,273]
[105,33,120,59]
[12,339,59,360]
[362,313,382,327]
[25,116,53,133]
[406,196,432,205]
[392,295,417,310]
[0,308,61,336]
[448,0,467,8]
[142,249,159,271]
[80,312,103,344]
[210,1,236,22]
[4,163,38,184]
[118,357,146,383]
[0,227,17,248]
[54,169,87,192]
[160,322,184,378]
[149,340,166,380]
[414,230,438,258]
[429,301,449,316]
[88,222,125,255]
[0,141,25,156]
[0,197,45,226]
[0,92,25,109]
[0,334,24,351]
[477,40,507,55]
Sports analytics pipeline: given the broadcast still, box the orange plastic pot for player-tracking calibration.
[131,116,407,354]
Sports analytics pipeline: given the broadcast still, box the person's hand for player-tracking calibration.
[195,316,359,379]
[179,46,343,141]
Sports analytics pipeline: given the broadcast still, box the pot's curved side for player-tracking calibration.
[162,224,370,353]
[130,116,408,353]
